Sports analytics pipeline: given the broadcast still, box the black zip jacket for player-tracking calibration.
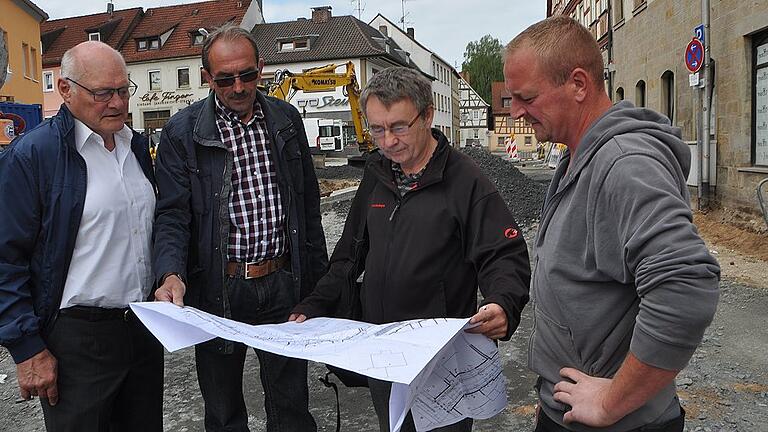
[293,130,530,339]
[153,92,328,326]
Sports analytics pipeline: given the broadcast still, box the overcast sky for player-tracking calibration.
[38,0,545,68]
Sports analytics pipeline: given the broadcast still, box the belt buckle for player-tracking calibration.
[243,261,257,280]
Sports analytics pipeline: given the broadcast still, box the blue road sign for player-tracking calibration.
[694,24,705,46]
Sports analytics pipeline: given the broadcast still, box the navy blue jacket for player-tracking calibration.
[152,92,328,337]
[0,105,154,363]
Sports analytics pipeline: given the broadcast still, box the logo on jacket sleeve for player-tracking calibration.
[504,227,519,239]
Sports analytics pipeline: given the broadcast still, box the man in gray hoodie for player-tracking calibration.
[503,16,720,432]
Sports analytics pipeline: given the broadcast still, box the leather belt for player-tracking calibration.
[226,255,289,280]
[59,305,132,322]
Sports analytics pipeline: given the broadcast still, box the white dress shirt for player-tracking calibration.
[60,120,155,309]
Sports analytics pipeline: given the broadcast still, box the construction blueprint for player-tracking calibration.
[130,302,507,432]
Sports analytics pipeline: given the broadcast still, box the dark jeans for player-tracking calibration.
[195,269,316,432]
[534,406,685,432]
[368,378,474,432]
[41,309,164,432]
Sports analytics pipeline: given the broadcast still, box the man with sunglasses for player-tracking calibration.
[0,41,163,431]
[152,24,328,432]
[290,67,531,432]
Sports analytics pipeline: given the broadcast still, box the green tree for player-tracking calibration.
[461,35,504,104]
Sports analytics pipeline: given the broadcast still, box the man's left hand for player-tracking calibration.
[466,303,507,339]
[553,367,621,427]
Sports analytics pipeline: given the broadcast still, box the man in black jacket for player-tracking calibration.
[152,25,328,432]
[290,67,531,432]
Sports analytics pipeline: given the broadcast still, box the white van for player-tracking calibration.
[303,118,343,154]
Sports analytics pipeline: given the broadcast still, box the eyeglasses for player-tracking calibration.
[65,77,137,102]
[212,70,260,87]
[369,110,425,138]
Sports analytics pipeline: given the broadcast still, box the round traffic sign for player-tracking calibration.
[685,38,704,73]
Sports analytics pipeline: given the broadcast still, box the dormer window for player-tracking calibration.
[193,33,205,46]
[88,32,100,41]
[137,37,161,51]
[278,37,310,52]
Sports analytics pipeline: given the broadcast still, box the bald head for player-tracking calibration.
[60,41,127,83]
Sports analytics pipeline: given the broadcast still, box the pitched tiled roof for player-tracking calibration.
[121,0,251,64]
[41,8,143,67]
[252,15,412,67]
[491,81,512,115]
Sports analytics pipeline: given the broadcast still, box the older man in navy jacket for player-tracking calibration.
[0,41,162,431]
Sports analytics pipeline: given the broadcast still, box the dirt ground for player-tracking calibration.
[318,179,359,197]
[694,208,768,288]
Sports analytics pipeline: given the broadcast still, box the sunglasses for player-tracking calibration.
[212,70,260,87]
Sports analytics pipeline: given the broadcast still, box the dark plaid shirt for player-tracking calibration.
[214,96,285,262]
[391,163,427,197]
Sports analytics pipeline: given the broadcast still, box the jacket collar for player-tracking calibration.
[192,91,293,155]
[369,128,451,192]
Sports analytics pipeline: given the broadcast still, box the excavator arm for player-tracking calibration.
[267,62,374,155]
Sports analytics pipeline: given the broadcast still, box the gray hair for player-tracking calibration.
[360,67,433,115]
[60,41,126,85]
[202,24,260,72]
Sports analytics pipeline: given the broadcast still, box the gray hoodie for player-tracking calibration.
[531,101,720,431]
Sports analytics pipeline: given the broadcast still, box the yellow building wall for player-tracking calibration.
[0,0,45,104]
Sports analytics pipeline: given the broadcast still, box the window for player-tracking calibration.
[473,129,479,139]
[633,0,647,13]
[193,33,205,46]
[30,47,38,80]
[752,30,768,166]
[149,70,161,91]
[88,32,100,41]
[43,71,54,92]
[149,38,160,50]
[635,80,646,107]
[294,39,308,49]
[280,41,294,51]
[616,87,624,101]
[498,137,505,145]
[525,136,532,145]
[138,38,160,51]
[143,110,171,131]
[22,43,30,78]
[661,71,675,123]
[502,97,511,108]
[177,67,190,88]
[473,110,479,119]
[138,40,148,51]
[614,0,625,24]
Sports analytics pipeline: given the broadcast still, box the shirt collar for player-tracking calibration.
[73,119,132,152]
[214,94,265,125]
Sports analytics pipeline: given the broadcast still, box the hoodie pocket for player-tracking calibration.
[528,305,584,383]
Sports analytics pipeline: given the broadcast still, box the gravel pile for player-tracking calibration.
[320,148,548,227]
[461,147,547,226]
[315,164,363,180]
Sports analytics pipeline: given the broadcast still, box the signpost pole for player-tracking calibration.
[701,0,712,210]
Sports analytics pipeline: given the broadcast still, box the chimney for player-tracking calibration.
[379,25,388,37]
[407,27,414,39]
[107,1,114,16]
[311,6,332,23]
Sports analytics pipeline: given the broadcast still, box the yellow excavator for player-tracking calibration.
[267,62,374,163]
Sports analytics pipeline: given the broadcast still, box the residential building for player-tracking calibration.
[254,6,414,147]
[120,0,262,131]
[0,0,48,104]
[41,5,143,118]
[550,0,768,214]
[490,81,539,157]
[40,0,262,127]
[369,14,459,144]
[458,75,490,148]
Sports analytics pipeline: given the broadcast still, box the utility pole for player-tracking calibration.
[701,0,712,210]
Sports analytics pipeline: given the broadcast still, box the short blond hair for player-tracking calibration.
[506,16,604,86]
